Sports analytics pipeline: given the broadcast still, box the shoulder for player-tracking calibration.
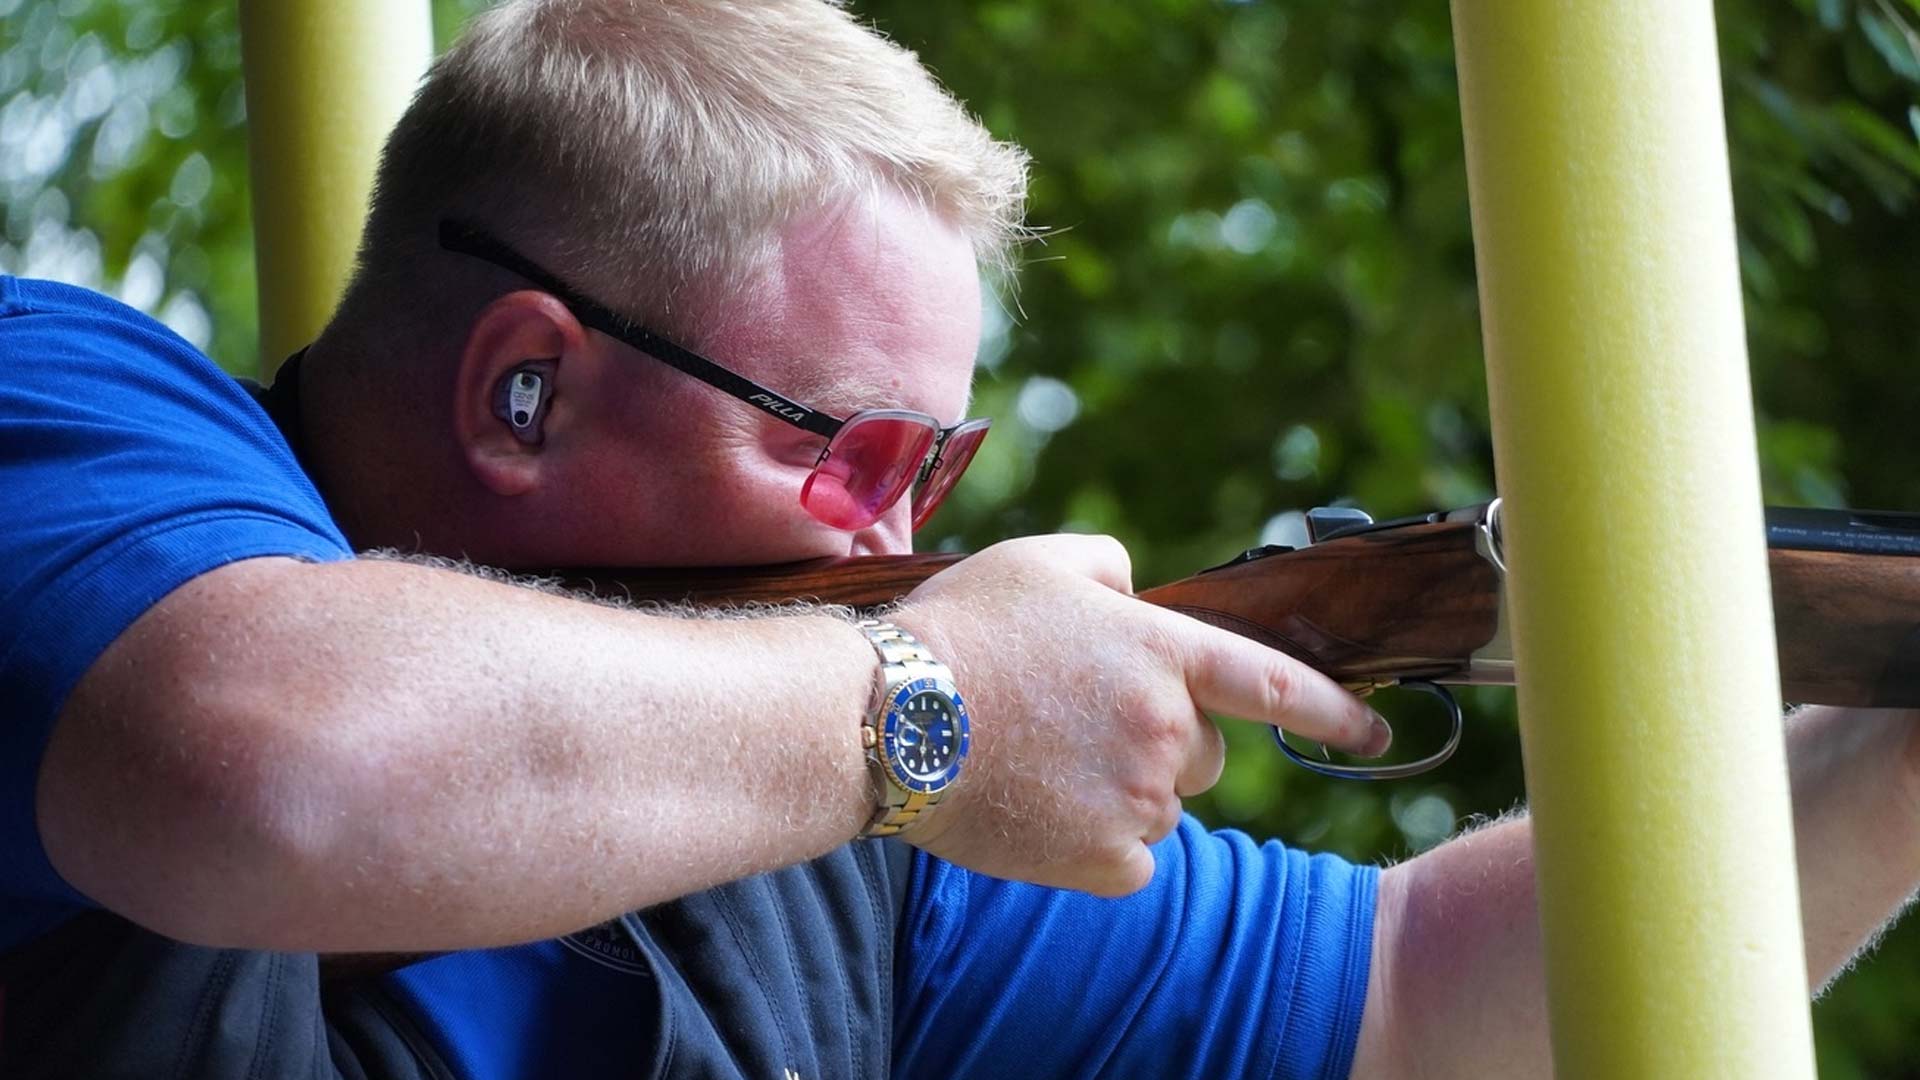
[0,274,348,648]
[1,276,258,419]
[0,275,327,530]
[2,274,199,356]
[0,278,351,935]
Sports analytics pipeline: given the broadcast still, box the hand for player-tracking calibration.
[889,533,1389,896]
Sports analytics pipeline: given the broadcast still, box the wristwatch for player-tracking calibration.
[856,618,971,837]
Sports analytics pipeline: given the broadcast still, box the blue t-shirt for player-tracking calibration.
[0,276,351,949]
[895,821,1375,1079]
[0,276,1379,1078]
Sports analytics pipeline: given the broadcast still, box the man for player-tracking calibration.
[1,1,1915,1077]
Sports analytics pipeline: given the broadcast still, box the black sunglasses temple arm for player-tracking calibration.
[438,220,843,440]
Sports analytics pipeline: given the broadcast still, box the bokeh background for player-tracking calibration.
[4,0,1918,1073]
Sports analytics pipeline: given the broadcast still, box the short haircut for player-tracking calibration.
[342,0,1029,342]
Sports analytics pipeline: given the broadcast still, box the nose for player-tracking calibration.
[848,501,914,556]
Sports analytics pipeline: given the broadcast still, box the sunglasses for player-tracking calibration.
[439,220,991,532]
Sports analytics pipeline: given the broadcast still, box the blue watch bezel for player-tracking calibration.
[878,676,970,794]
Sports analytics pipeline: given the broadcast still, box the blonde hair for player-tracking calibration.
[342,0,1029,342]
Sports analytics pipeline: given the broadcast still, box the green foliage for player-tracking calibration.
[0,0,255,364]
[5,0,1919,1071]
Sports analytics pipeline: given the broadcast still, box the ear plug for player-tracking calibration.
[493,364,552,444]
[508,370,542,429]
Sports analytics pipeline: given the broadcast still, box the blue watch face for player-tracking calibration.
[882,680,969,792]
[897,691,961,782]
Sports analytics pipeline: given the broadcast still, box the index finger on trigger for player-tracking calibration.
[1179,620,1391,757]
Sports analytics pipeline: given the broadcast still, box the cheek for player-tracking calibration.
[561,405,853,563]
[641,444,831,558]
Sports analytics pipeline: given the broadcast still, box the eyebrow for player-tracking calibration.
[752,354,901,417]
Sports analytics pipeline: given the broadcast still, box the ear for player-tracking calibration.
[451,289,589,497]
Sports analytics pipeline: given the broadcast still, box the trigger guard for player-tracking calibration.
[1271,679,1464,781]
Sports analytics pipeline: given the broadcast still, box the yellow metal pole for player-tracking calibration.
[238,0,434,377]
[1451,3,1815,1077]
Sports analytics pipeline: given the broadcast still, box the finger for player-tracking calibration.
[1174,710,1225,797]
[1178,619,1390,757]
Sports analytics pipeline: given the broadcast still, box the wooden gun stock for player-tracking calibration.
[1768,547,1920,706]
[556,504,1920,709]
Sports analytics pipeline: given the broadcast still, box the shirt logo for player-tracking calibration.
[558,919,653,976]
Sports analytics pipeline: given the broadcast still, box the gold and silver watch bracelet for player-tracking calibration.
[856,618,955,838]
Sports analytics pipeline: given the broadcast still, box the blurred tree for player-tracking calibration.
[3,0,1918,1072]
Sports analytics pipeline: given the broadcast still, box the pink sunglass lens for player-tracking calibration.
[800,416,936,530]
[910,422,989,530]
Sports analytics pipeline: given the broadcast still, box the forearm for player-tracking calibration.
[1785,705,1920,985]
[1357,705,1920,1077]
[39,557,878,952]
[1361,815,1548,1077]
